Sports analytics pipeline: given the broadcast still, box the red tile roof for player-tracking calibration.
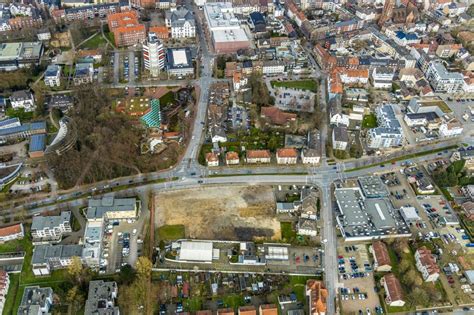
[383,273,404,303]
[306,280,327,315]
[416,246,440,275]
[373,241,391,267]
[0,223,22,238]
[226,151,239,161]
[261,107,296,125]
[277,148,297,158]
[238,306,256,315]
[259,304,278,315]
[246,150,271,159]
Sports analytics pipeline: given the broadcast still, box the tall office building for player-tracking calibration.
[143,32,165,77]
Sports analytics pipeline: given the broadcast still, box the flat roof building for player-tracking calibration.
[32,244,83,276]
[0,42,43,71]
[358,176,389,198]
[86,197,138,222]
[178,241,214,263]
[166,48,194,77]
[31,211,71,244]
[203,3,250,54]
[84,280,119,315]
[18,286,53,315]
[335,187,411,241]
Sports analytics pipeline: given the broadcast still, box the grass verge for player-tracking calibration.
[157,224,185,241]
[271,80,318,92]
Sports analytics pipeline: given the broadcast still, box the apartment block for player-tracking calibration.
[31,211,71,244]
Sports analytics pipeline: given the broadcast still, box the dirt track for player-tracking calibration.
[155,185,280,241]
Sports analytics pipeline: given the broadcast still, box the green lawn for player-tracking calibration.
[157,224,185,241]
[159,91,176,108]
[184,296,203,312]
[280,222,296,241]
[105,32,115,47]
[3,273,20,315]
[81,33,107,49]
[362,113,378,128]
[286,276,316,302]
[222,294,245,309]
[271,80,318,92]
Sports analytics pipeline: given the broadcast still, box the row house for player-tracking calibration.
[381,273,405,307]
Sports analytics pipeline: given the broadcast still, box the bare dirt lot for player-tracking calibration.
[155,185,281,241]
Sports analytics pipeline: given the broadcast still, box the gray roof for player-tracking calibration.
[18,286,53,314]
[10,90,33,101]
[358,176,389,198]
[86,197,137,220]
[31,211,70,231]
[84,280,119,315]
[32,244,83,265]
[166,7,195,28]
[333,126,348,142]
[335,187,410,239]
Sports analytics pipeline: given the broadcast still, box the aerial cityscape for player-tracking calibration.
[0,0,473,314]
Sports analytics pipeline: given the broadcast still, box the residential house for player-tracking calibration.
[297,218,317,236]
[233,71,248,91]
[381,274,405,307]
[206,152,219,167]
[18,286,53,314]
[260,107,296,126]
[246,150,271,164]
[31,211,72,244]
[305,280,327,315]
[302,130,321,164]
[9,90,35,112]
[371,241,392,272]
[0,223,24,243]
[225,151,240,165]
[415,246,440,282]
[165,7,195,38]
[276,148,298,164]
[211,127,227,143]
[44,64,61,87]
[84,280,119,315]
[73,63,94,85]
[332,127,349,151]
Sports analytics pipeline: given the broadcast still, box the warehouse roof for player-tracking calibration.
[178,241,213,262]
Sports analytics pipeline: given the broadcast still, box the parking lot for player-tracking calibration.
[105,219,144,273]
[415,194,458,228]
[337,244,382,314]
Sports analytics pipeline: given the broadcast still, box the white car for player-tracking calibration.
[132,229,137,235]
